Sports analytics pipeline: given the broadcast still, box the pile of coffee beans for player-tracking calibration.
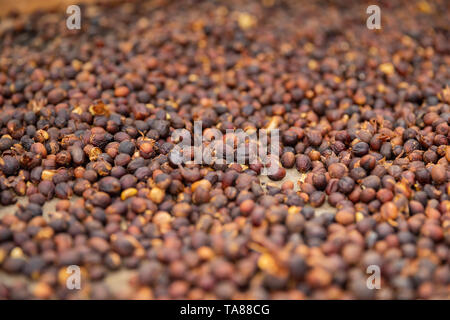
[0,0,448,299]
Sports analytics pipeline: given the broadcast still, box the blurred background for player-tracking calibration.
[0,0,109,16]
